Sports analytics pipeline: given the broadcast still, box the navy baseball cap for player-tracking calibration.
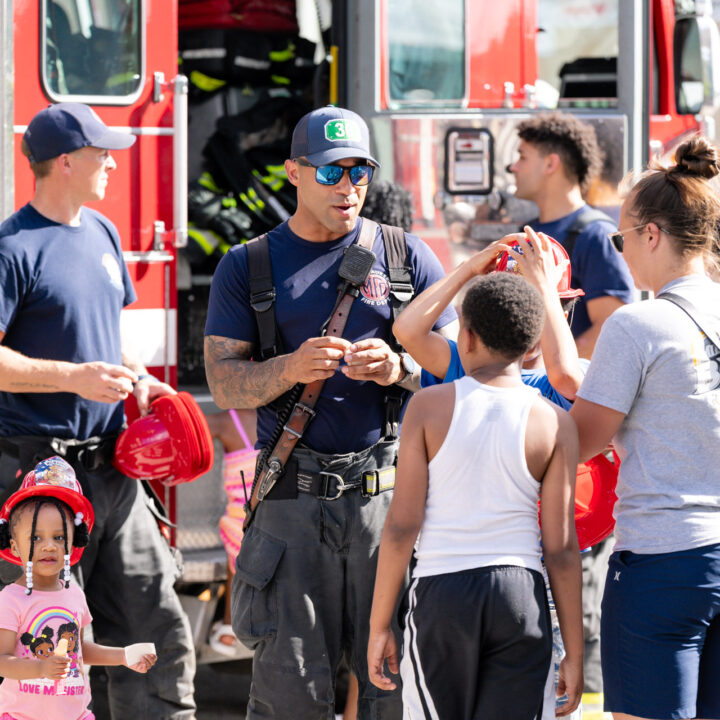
[290,105,380,167]
[23,103,136,163]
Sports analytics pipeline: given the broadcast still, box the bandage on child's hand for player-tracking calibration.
[124,643,157,673]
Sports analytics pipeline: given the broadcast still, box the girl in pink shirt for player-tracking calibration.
[0,456,156,720]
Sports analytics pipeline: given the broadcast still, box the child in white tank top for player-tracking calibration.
[368,273,583,720]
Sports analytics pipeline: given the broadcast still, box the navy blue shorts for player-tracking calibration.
[601,542,720,719]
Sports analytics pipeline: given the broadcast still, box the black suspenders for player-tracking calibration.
[245,224,415,436]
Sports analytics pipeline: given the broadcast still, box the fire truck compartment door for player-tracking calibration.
[445,127,493,194]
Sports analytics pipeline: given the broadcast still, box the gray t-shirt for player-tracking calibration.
[578,274,720,554]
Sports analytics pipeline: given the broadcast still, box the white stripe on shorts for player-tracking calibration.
[400,578,440,720]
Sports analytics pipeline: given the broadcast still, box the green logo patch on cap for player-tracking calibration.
[324,119,361,142]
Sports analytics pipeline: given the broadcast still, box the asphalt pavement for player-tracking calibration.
[196,659,251,719]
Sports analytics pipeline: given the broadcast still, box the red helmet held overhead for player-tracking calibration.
[114,392,214,486]
[496,235,585,299]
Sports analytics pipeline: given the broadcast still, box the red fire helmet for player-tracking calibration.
[496,235,585,300]
[573,452,619,550]
[539,451,619,551]
[0,456,95,566]
[114,392,214,486]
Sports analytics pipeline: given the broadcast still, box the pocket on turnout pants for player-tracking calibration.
[231,525,286,649]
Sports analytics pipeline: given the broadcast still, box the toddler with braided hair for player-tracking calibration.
[0,456,156,720]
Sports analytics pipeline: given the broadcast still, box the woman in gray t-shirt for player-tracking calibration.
[570,136,720,720]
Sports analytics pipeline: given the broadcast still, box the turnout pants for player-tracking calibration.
[0,444,196,720]
[232,485,403,719]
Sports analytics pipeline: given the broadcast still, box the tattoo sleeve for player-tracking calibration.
[204,335,295,409]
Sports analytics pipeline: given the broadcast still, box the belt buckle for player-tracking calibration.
[319,471,347,500]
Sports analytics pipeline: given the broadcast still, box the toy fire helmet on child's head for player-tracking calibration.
[0,456,94,594]
[496,235,585,299]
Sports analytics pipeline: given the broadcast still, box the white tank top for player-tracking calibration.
[413,375,543,578]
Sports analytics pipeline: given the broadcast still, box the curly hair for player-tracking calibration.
[461,273,545,360]
[360,180,414,232]
[517,112,604,194]
[622,135,720,267]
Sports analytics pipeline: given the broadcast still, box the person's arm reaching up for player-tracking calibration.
[499,228,585,400]
[392,241,505,380]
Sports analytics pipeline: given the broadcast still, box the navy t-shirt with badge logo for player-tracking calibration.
[0,204,136,439]
[206,219,456,454]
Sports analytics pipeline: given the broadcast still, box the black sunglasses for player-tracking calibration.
[607,223,647,253]
[295,158,374,187]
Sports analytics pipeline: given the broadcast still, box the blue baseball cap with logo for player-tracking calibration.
[23,103,136,163]
[290,105,380,168]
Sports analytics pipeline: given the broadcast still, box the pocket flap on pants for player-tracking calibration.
[235,525,286,590]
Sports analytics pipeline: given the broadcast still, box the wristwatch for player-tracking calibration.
[397,352,417,386]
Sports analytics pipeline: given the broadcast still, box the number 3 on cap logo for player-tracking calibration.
[325,119,360,142]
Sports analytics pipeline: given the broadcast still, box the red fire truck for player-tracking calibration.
[0,0,719,662]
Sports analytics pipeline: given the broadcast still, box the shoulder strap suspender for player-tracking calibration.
[564,207,614,259]
[245,234,278,361]
[522,208,614,259]
[378,224,414,436]
[244,219,379,529]
[657,291,720,350]
[380,224,414,352]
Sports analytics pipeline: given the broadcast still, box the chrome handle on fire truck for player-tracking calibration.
[152,72,188,249]
[172,74,189,249]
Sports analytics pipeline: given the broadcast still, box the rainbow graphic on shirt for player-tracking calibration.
[26,606,78,638]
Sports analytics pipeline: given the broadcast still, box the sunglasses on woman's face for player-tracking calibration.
[295,158,374,186]
[607,223,647,253]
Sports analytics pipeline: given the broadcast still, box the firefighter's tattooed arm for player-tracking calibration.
[204,334,351,409]
[204,336,291,409]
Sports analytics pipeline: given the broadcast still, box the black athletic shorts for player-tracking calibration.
[400,564,551,720]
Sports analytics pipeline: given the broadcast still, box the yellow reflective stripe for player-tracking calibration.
[187,227,217,255]
[198,172,223,193]
[217,240,232,254]
[189,70,226,92]
[252,169,284,191]
[269,42,295,62]
[221,197,237,208]
[266,164,287,177]
[247,188,265,210]
[239,192,257,212]
[271,75,291,85]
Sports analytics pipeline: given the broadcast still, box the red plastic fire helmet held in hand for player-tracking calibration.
[496,235,585,300]
[114,392,214,486]
[573,452,619,550]
[539,451,619,551]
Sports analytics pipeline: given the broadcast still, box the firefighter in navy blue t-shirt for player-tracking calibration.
[204,106,456,719]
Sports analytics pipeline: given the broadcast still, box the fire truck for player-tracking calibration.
[0,0,719,663]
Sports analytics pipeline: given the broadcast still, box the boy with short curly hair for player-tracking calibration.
[368,272,583,719]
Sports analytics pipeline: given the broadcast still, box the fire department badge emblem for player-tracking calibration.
[360,270,390,306]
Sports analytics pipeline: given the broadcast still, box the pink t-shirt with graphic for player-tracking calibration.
[0,581,92,720]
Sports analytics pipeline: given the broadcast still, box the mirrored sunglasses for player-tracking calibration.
[296,158,374,186]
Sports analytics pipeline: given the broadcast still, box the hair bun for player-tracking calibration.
[672,136,720,179]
